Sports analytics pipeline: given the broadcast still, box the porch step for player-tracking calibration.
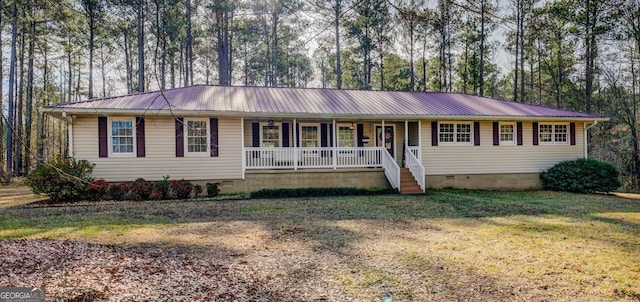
[400,168,423,194]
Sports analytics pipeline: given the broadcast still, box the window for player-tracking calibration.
[185,118,209,154]
[439,122,472,144]
[500,123,515,144]
[540,123,568,144]
[338,124,355,147]
[261,123,281,147]
[300,124,319,147]
[110,118,135,156]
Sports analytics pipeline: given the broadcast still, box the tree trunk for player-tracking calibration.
[186,0,193,86]
[513,0,520,102]
[25,18,35,174]
[137,0,145,92]
[479,0,486,96]
[88,8,94,99]
[335,0,342,89]
[6,2,18,180]
[0,0,5,179]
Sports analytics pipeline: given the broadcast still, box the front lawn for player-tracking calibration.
[1,190,639,301]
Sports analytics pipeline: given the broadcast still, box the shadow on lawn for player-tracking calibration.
[2,190,640,301]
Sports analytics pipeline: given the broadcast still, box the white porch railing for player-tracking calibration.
[407,146,420,160]
[244,147,383,170]
[405,144,425,192]
[382,149,400,190]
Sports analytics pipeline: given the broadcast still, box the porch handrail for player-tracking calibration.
[407,146,420,160]
[382,149,400,190]
[244,146,383,170]
[405,143,425,192]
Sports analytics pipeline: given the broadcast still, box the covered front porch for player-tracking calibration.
[241,118,425,193]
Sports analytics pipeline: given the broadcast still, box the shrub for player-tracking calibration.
[249,187,397,199]
[540,158,622,193]
[206,182,220,197]
[193,184,203,198]
[168,179,193,199]
[109,183,131,201]
[130,178,152,201]
[26,157,94,203]
[154,175,171,199]
[87,179,110,201]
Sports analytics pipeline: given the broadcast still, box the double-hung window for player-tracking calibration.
[539,123,568,144]
[439,122,472,145]
[500,122,516,145]
[338,124,355,147]
[261,123,281,147]
[110,118,135,156]
[185,118,209,155]
[300,124,319,147]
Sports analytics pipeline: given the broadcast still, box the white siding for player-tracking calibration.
[73,116,243,182]
[421,121,584,175]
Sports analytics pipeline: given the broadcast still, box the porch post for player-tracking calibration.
[418,120,422,160]
[241,117,246,180]
[381,119,385,150]
[333,119,337,169]
[293,119,298,170]
[404,120,408,147]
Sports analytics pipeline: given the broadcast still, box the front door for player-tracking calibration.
[375,125,395,157]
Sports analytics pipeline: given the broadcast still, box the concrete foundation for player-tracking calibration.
[196,168,391,193]
[425,173,542,190]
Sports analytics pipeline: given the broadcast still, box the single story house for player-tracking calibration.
[41,85,607,194]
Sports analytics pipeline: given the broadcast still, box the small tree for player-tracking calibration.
[540,158,622,193]
[26,157,94,203]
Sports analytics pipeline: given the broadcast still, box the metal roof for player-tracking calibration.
[41,85,606,121]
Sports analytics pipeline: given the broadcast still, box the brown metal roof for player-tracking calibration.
[42,85,605,120]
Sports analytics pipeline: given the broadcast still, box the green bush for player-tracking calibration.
[540,158,622,193]
[206,182,220,197]
[249,187,397,199]
[26,157,94,203]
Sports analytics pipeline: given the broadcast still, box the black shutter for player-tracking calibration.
[357,124,364,147]
[175,118,184,157]
[136,117,145,157]
[492,122,499,146]
[252,122,260,147]
[98,116,108,157]
[320,123,328,147]
[517,122,523,146]
[431,121,438,146]
[210,118,219,157]
[474,121,480,146]
[282,123,290,147]
[533,122,539,146]
[570,122,576,145]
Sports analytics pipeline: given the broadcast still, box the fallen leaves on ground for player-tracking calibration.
[0,239,341,301]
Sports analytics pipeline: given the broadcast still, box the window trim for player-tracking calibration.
[539,122,569,145]
[438,121,473,145]
[499,122,516,145]
[259,122,282,147]
[337,123,356,157]
[108,117,136,157]
[299,123,321,148]
[337,123,356,147]
[184,118,210,156]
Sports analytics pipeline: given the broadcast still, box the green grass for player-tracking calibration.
[1,189,639,301]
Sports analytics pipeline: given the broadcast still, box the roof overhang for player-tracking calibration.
[40,107,609,123]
